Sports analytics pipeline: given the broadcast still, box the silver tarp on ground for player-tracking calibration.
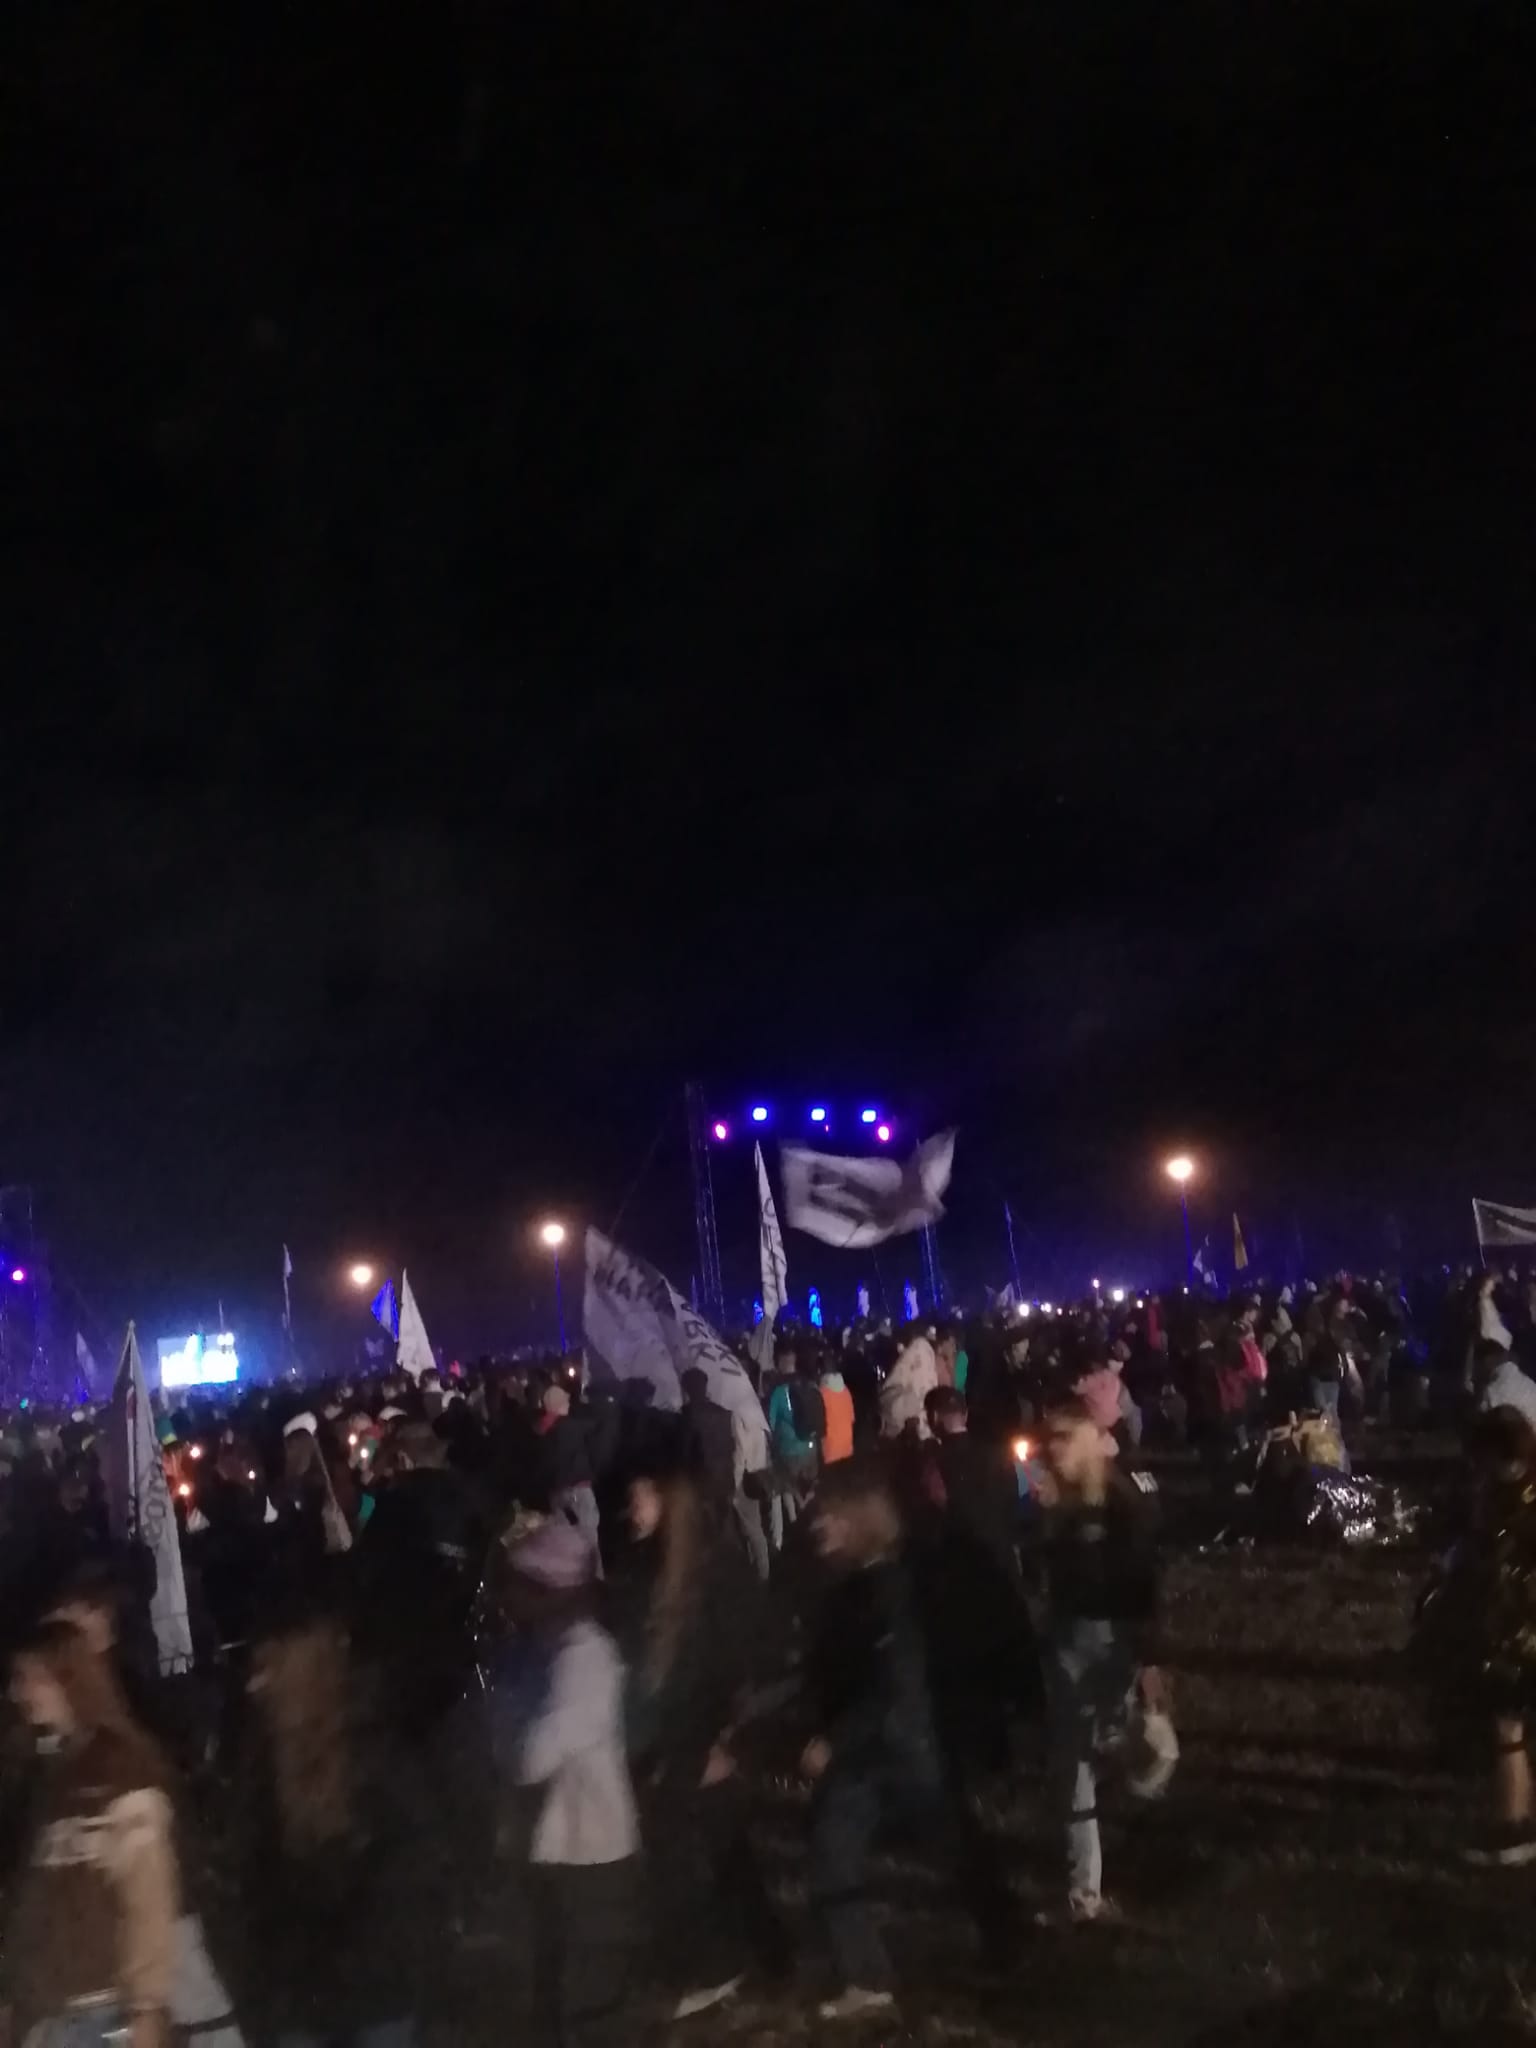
[1300,1468,1421,1546]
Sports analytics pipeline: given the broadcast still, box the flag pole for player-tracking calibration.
[1003,1199,1023,1299]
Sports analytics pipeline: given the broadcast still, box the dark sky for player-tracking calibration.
[6,4,1534,1352]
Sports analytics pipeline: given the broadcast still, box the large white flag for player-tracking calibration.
[75,1331,101,1394]
[780,1129,957,1249]
[750,1143,788,1376]
[582,1227,769,1450]
[1473,1199,1536,1249]
[102,1325,193,1675]
[396,1269,436,1380]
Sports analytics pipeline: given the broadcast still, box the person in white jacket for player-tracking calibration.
[494,1521,639,2048]
[879,1327,957,1439]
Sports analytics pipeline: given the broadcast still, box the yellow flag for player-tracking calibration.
[1233,1212,1249,1272]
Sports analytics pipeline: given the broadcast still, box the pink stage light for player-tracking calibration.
[712,1121,729,1142]
[875,1124,891,1144]
[8,1267,24,1285]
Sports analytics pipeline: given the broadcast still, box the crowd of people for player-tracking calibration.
[0,1255,1533,2043]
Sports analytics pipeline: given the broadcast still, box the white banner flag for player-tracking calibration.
[1473,1199,1536,1249]
[102,1325,193,1676]
[396,1269,436,1381]
[750,1144,788,1376]
[582,1228,769,1450]
[780,1129,956,1249]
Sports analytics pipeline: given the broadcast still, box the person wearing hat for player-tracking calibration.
[491,1521,637,2048]
[279,1416,352,1558]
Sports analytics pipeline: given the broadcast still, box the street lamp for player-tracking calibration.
[539,1221,568,1353]
[1164,1156,1195,1286]
[347,1262,375,1289]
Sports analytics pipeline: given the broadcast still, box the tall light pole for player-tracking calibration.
[539,1221,568,1353]
[1164,1156,1195,1286]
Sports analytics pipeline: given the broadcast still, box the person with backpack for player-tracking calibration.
[766,1348,821,1540]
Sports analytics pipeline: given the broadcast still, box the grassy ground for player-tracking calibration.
[674,1445,1536,2047]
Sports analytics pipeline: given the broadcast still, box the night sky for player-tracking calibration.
[7,5,1534,1355]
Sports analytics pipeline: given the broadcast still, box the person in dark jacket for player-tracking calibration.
[1034,1395,1168,1923]
[530,1384,617,1569]
[352,1423,488,1738]
[911,1388,1037,1775]
[677,1370,738,1525]
[801,1461,1008,2021]
[238,1600,427,2046]
[610,1464,785,2020]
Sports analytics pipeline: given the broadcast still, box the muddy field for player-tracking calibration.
[200,1440,1536,2046]
[671,1446,1535,2047]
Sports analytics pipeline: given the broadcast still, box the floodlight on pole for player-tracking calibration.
[539,1221,568,1351]
[1164,1156,1196,1284]
[347,1262,375,1289]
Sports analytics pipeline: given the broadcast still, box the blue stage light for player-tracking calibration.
[861,1108,878,1124]
[810,1106,826,1123]
[751,1105,768,1123]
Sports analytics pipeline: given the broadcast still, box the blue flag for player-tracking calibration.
[371,1278,400,1341]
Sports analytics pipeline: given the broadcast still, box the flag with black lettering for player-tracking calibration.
[102,1325,193,1675]
[750,1144,788,1374]
[1473,1199,1536,1248]
[583,1228,769,1450]
[780,1130,956,1249]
